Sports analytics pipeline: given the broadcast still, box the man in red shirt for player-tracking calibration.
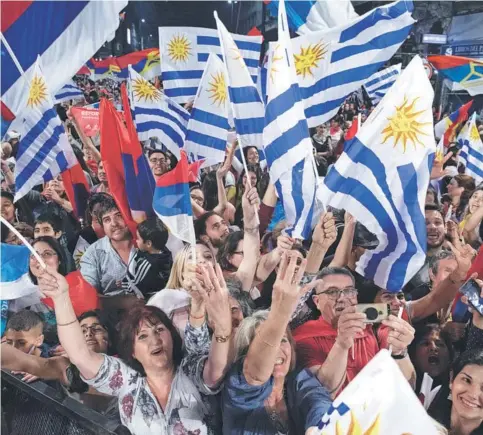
[293,267,415,397]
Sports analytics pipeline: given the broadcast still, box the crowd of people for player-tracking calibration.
[2,74,483,435]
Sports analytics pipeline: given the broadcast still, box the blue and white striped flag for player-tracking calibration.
[266,0,359,35]
[364,64,401,104]
[159,26,262,104]
[290,0,414,128]
[128,66,190,159]
[263,0,316,240]
[184,53,230,167]
[320,55,435,292]
[14,58,77,201]
[215,12,265,151]
[458,113,483,184]
[54,79,84,104]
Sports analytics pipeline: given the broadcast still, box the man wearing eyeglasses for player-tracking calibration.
[292,267,416,398]
[147,150,169,178]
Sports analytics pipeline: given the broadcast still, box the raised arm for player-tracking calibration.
[244,254,307,385]
[329,212,355,268]
[255,235,293,283]
[36,267,104,380]
[305,212,337,274]
[213,145,235,217]
[463,206,483,244]
[235,186,261,292]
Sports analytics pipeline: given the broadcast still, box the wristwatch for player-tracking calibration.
[391,349,408,360]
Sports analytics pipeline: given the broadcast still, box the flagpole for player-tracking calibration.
[0,216,46,268]
[0,33,31,122]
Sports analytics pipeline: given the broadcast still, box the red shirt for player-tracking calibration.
[293,316,380,390]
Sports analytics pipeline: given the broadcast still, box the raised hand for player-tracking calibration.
[217,145,235,179]
[448,240,475,283]
[36,266,69,300]
[431,152,453,180]
[242,186,260,224]
[382,315,415,355]
[335,306,366,350]
[275,234,294,256]
[312,212,337,250]
[271,252,307,319]
[195,263,232,336]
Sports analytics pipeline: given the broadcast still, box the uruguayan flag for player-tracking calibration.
[263,0,316,240]
[289,0,414,128]
[128,66,190,159]
[184,53,230,167]
[1,244,38,301]
[320,56,435,292]
[458,113,483,184]
[14,58,77,201]
[54,79,84,104]
[215,12,265,152]
[266,0,359,35]
[364,64,401,104]
[159,26,262,104]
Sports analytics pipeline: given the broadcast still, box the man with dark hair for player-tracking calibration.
[34,213,76,272]
[119,218,173,299]
[147,150,168,177]
[194,211,229,254]
[80,195,137,297]
[4,310,49,357]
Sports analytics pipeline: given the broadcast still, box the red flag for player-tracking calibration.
[62,163,89,219]
[119,83,155,223]
[99,98,137,238]
[345,117,359,140]
[188,159,204,183]
[247,26,262,37]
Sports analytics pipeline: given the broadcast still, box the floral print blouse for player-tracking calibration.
[82,354,219,435]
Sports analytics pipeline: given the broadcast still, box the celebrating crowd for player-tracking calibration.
[2,80,483,435]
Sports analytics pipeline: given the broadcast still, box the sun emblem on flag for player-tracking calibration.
[321,412,382,435]
[269,44,284,84]
[27,75,48,107]
[294,41,328,78]
[132,77,161,103]
[470,124,481,142]
[230,44,243,62]
[381,96,431,153]
[207,72,227,106]
[167,35,192,63]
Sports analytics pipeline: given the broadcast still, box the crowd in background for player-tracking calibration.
[3,76,483,435]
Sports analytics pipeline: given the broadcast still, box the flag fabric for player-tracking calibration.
[87,49,161,81]
[99,98,137,237]
[159,26,262,103]
[429,55,483,96]
[256,54,269,105]
[320,55,435,292]
[129,66,190,159]
[120,82,156,222]
[183,53,230,167]
[434,100,473,146]
[315,350,438,434]
[263,0,316,240]
[363,64,401,105]
[215,12,265,151]
[73,235,91,269]
[458,113,483,184]
[54,79,84,104]
[289,0,414,128]
[70,106,100,137]
[62,162,90,220]
[13,58,78,201]
[153,150,196,245]
[1,0,127,135]
[266,0,359,35]
[0,243,38,301]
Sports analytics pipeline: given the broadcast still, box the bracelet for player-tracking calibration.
[257,332,276,347]
[215,335,230,343]
[57,319,78,327]
[190,313,205,320]
[244,225,260,234]
[391,349,408,360]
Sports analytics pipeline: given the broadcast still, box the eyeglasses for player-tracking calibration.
[149,158,166,165]
[380,292,405,302]
[30,251,58,260]
[81,325,106,335]
[316,287,358,300]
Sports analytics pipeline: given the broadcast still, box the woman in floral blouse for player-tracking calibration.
[37,261,234,435]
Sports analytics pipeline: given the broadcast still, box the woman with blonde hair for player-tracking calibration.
[148,242,215,334]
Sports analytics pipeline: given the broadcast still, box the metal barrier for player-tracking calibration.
[1,370,130,435]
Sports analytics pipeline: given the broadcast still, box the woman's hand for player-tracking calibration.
[217,145,235,179]
[448,240,475,284]
[36,266,69,300]
[242,186,260,224]
[275,235,294,256]
[195,263,232,336]
[382,315,415,355]
[431,152,453,180]
[271,252,307,319]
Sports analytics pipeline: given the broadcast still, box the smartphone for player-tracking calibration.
[459,278,483,316]
[356,303,390,323]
